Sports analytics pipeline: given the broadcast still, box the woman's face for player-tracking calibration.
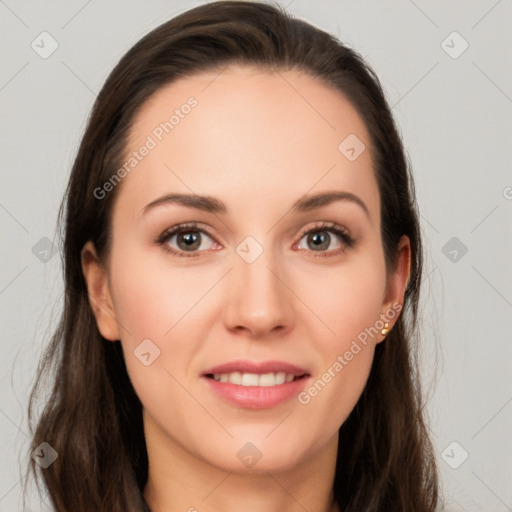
[83,65,410,474]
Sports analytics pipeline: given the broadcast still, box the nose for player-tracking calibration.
[222,247,294,340]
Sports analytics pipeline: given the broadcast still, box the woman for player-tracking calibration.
[26,1,440,510]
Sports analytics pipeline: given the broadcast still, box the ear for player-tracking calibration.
[81,241,120,341]
[378,234,411,339]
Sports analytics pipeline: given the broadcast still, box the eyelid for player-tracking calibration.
[295,221,352,244]
[156,221,214,243]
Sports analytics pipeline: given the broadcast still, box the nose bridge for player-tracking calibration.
[223,234,292,336]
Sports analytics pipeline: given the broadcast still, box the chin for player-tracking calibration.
[196,434,312,475]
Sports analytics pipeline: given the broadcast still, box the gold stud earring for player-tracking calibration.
[381,322,390,336]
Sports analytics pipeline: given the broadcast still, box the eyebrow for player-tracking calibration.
[142,191,370,218]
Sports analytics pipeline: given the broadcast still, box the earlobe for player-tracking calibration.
[81,241,120,341]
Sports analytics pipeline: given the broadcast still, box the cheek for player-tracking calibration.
[294,252,386,415]
[109,243,215,342]
[296,250,387,345]
[107,245,216,392]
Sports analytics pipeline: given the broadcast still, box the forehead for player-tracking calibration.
[129,64,372,152]
[117,64,378,223]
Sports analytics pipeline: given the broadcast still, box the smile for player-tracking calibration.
[201,360,311,409]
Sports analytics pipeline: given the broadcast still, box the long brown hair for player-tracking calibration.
[25,2,440,510]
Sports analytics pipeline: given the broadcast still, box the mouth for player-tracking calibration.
[201,360,311,409]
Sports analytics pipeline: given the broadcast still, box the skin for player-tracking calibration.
[82,65,410,512]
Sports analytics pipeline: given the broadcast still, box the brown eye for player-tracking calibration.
[157,223,219,258]
[175,230,202,251]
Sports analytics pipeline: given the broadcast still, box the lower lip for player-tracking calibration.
[202,375,309,409]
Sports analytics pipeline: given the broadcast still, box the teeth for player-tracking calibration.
[229,371,242,385]
[274,371,286,385]
[241,373,259,386]
[210,371,299,386]
[259,372,276,387]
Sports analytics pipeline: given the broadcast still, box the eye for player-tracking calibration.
[156,222,220,258]
[294,221,355,257]
[156,221,355,259]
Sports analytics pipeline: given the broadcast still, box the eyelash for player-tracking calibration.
[155,221,355,259]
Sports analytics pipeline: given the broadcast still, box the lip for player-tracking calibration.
[202,359,309,376]
[201,359,310,410]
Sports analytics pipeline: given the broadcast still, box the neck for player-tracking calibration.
[142,411,340,512]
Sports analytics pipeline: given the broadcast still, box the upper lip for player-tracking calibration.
[202,360,309,376]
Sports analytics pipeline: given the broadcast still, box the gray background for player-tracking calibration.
[1,0,511,510]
